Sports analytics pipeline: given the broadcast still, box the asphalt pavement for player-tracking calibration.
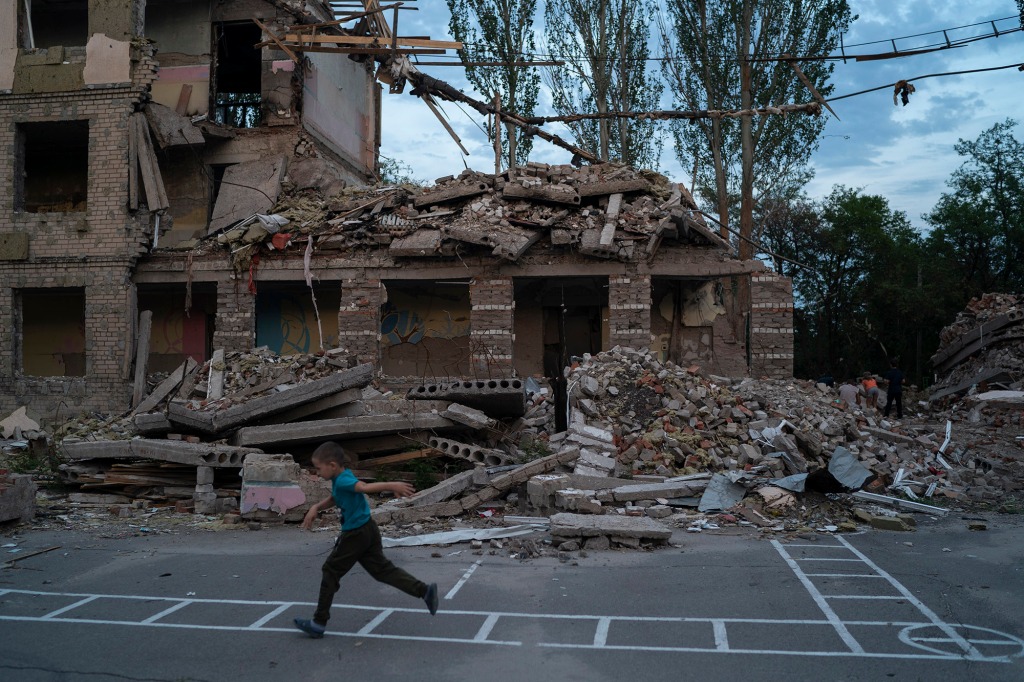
[1,512,1022,681]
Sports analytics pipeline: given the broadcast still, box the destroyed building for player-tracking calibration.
[0,0,795,426]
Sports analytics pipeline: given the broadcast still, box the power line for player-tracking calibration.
[827,61,1024,103]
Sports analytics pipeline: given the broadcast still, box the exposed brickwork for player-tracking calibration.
[211,280,256,352]
[608,274,651,349]
[339,278,383,366]
[469,276,514,376]
[749,273,794,378]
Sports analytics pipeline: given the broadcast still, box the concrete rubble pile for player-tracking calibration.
[928,293,1024,404]
[185,162,729,264]
[48,348,562,523]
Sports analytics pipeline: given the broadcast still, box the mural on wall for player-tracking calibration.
[380,288,470,347]
[256,288,340,355]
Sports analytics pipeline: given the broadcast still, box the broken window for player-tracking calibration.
[21,0,89,49]
[212,22,262,128]
[17,288,86,377]
[381,281,471,376]
[256,283,341,355]
[138,285,216,372]
[15,120,89,213]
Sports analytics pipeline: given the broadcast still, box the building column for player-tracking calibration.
[469,276,514,376]
[212,279,255,352]
[749,273,794,378]
[608,274,651,350]
[339,277,383,367]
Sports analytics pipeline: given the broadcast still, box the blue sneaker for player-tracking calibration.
[424,583,438,616]
[293,617,325,638]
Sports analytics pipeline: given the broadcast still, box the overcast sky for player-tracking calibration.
[378,1,1024,230]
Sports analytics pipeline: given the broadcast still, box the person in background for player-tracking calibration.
[860,372,880,410]
[884,359,905,419]
[838,379,860,408]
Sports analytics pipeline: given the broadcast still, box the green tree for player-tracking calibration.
[446,0,541,168]
[543,0,663,168]
[659,0,852,250]
[924,119,1024,296]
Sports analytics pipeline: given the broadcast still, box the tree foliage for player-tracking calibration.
[924,119,1024,296]
[447,0,541,167]
[659,0,852,230]
[542,0,663,168]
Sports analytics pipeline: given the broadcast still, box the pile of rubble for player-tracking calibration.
[929,293,1024,403]
[183,161,729,266]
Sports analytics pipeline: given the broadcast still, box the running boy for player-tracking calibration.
[293,441,438,638]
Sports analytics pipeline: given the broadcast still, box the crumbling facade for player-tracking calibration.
[0,0,794,426]
[0,0,380,418]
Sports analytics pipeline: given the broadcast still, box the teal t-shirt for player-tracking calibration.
[331,469,371,531]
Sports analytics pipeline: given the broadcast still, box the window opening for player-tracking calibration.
[23,0,88,49]
[16,120,89,213]
[212,22,262,128]
[18,288,86,377]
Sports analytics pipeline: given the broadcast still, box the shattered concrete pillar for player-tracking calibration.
[749,273,794,378]
[339,278,384,367]
[608,274,651,349]
[469,276,514,375]
[212,279,255,352]
[240,453,306,521]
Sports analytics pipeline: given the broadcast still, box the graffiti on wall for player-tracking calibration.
[380,289,470,347]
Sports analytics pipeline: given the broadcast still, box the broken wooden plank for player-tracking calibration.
[175,83,193,115]
[131,310,153,409]
[355,448,445,469]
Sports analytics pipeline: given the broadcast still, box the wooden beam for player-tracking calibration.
[175,83,193,115]
[255,43,447,56]
[783,55,839,120]
[283,34,461,50]
[252,17,300,64]
[356,448,445,468]
[132,310,153,409]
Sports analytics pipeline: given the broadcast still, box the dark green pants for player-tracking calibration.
[314,519,426,624]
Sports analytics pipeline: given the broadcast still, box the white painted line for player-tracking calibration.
[474,613,500,642]
[771,540,865,654]
[794,558,862,562]
[142,600,192,624]
[593,617,611,647]
[836,536,985,660]
[536,642,995,660]
[826,596,903,600]
[249,603,293,629]
[357,608,393,635]
[0,590,9,597]
[712,620,729,651]
[786,544,848,548]
[445,560,482,600]
[804,574,884,578]
[42,595,98,619]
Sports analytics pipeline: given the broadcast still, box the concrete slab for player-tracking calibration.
[143,102,205,148]
[1,406,40,439]
[133,412,173,436]
[169,363,374,436]
[208,156,287,234]
[407,379,526,418]
[232,413,455,448]
[609,481,709,503]
[549,513,672,541]
[62,439,262,468]
[261,388,362,424]
[0,474,37,523]
[442,403,497,430]
[134,358,199,415]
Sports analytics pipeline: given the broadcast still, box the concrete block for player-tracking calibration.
[869,515,914,532]
[0,474,37,523]
[133,412,172,435]
[526,474,571,510]
[611,481,708,503]
[407,378,526,418]
[428,436,512,466]
[554,489,597,512]
[242,453,301,483]
[442,403,498,430]
[196,466,214,485]
[573,449,617,478]
[645,504,673,519]
[583,535,610,550]
[0,232,29,261]
[549,513,673,541]
[63,439,261,468]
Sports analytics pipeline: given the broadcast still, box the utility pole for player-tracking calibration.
[739,0,754,262]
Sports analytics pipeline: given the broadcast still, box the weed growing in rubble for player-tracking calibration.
[516,438,552,463]
[408,459,441,492]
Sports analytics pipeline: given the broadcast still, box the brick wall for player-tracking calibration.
[608,274,651,350]
[339,277,383,366]
[211,279,256,352]
[469,276,514,376]
[749,273,794,378]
